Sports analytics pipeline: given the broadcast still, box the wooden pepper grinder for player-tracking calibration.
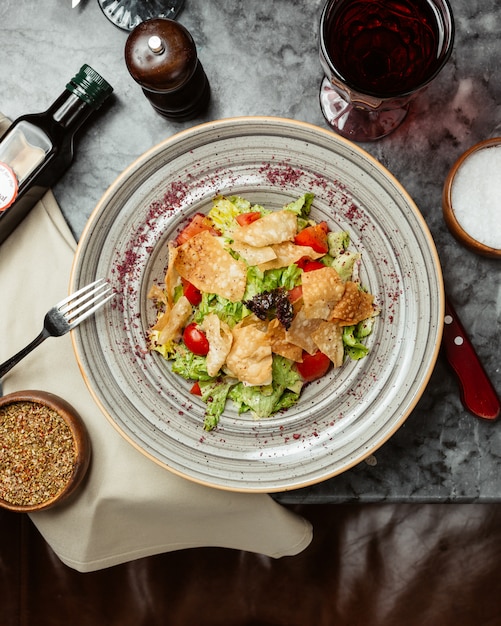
[125,18,210,121]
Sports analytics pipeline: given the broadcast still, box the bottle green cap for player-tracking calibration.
[66,64,113,108]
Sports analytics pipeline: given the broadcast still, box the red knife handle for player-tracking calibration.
[443,298,500,420]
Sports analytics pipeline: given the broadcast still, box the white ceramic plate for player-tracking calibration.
[71,117,444,492]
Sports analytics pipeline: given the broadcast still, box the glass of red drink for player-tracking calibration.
[319,0,454,141]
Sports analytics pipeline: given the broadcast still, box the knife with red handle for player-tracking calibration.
[443,296,500,420]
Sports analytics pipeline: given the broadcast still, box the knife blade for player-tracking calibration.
[443,296,500,420]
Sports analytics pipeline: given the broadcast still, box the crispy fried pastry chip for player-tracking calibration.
[258,241,323,271]
[226,322,273,386]
[164,242,180,307]
[286,308,323,355]
[311,321,344,367]
[147,283,167,305]
[231,210,297,247]
[229,240,277,266]
[330,281,375,326]
[301,266,345,320]
[152,295,192,345]
[174,231,247,302]
[265,318,303,362]
[201,313,233,377]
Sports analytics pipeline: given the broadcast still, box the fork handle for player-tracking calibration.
[0,329,49,378]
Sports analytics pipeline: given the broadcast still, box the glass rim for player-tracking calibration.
[319,0,455,101]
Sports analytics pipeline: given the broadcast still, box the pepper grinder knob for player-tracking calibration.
[125,18,210,121]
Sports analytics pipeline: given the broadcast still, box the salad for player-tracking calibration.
[148,193,378,431]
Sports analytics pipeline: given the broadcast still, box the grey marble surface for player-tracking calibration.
[1,0,499,503]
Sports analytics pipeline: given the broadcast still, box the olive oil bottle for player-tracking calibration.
[0,64,113,245]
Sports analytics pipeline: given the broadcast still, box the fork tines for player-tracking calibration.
[60,279,114,327]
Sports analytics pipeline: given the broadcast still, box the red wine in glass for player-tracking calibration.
[319,0,454,141]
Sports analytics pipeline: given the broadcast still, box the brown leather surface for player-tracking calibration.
[2,503,501,625]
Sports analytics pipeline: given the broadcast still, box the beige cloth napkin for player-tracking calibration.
[0,114,312,572]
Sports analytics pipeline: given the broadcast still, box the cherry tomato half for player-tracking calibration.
[294,221,329,254]
[235,211,261,227]
[183,323,210,356]
[182,278,202,306]
[296,350,331,382]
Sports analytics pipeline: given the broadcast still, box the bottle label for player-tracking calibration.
[0,161,18,211]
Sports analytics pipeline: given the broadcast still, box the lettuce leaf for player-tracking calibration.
[284,193,314,218]
[243,263,302,301]
[331,250,361,282]
[194,292,245,328]
[170,346,213,381]
[198,379,235,431]
[327,231,350,257]
[208,195,270,237]
[228,355,302,418]
[342,324,370,360]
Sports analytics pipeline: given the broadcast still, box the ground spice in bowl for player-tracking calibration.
[0,391,90,512]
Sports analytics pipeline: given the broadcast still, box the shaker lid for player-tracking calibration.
[125,18,197,91]
[67,64,114,108]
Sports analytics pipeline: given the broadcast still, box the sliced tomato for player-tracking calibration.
[296,350,331,382]
[295,256,325,272]
[294,221,329,254]
[235,211,261,227]
[183,323,210,356]
[176,213,218,245]
[295,256,313,270]
[303,260,326,272]
[288,285,303,303]
[190,381,202,396]
[182,278,202,306]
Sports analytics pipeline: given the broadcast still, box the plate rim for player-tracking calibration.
[70,115,445,493]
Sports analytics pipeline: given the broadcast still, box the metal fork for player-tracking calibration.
[0,279,113,379]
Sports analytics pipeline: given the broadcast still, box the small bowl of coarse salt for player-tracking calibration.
[442,137,501,259]
[0,390,91,512]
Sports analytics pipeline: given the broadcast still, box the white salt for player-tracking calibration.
[450,144,501,250]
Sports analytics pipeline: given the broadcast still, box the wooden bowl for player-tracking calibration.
[0,390,91,512]
[442,138,501,259]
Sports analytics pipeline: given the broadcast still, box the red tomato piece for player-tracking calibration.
[302,260,325,272]
[295,256,325,272]
[190,381,202,396]
[296,350,331,382]
[288,285,303,303]
[294,221,329,254]
[176,213,218,245]
[235,211,261,227]
[182,278,202,306]
[183,323,210,356]
[295,255,313,270]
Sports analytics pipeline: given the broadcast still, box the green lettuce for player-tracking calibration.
[198,379,235,431]
[208,195,270,237]
[170,346,213,381]
[284,193,314,218]
[327,231,350,257]
[193,292,245,328]
[342,322,373,360]
[243,264,302,301]
[331,250,360,282]
[228,356,302,418]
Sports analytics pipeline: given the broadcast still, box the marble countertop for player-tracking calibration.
[1,0,499,503]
